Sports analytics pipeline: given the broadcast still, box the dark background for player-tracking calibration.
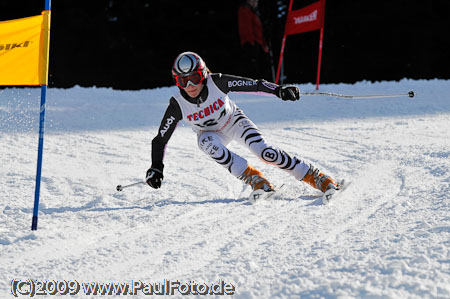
[1,0,449,90]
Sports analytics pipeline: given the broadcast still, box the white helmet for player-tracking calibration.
[172,51,208,88]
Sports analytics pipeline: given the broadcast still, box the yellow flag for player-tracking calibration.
[0,11,51,86]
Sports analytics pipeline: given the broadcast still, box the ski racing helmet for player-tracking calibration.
[172,51,208,88]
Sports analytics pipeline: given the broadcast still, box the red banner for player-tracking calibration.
[285,0,324,36]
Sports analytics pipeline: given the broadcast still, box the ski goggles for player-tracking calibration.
[174,71,204,88]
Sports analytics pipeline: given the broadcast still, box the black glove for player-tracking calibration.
[146,168,163,189]
[277,86,300,101]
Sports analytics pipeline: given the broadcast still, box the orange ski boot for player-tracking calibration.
[302,164,338,192]
[239,165,274,192]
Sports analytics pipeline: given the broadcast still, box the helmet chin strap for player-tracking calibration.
[182,83,206,107]
[196,85,206,107]
[193,94,208,107]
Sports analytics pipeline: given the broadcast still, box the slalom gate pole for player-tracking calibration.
[32,85,47,230]
[31,0,51,231]
[316,0,326,90]
[301,91,415,99]
[315,26,324,90]
[116,181,146,192]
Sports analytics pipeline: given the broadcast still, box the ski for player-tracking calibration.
[248,184,284,204]
[322,179,349,205]
[247,180,349,205]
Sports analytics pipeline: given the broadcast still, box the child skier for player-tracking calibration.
[146,51,338,198]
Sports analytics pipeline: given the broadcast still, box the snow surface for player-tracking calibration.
[1,79,449,298]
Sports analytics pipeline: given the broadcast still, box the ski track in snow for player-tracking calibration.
[1,80,449,298]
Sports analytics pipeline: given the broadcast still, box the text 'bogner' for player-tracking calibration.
[227,80,257,88]
[294,10,318,24]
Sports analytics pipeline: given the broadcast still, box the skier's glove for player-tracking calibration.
[146,168,163,189]
[277,86,300,101]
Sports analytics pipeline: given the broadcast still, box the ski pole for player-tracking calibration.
[116,181,146,191]
[300,90,415,99]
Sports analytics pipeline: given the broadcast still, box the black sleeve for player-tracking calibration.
[210,73,280,96]
[151,97,182,171]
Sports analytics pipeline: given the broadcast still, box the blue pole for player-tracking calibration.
[32,86,47,230]
[31,0,51,231]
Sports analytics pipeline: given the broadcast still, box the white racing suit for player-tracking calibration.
[151,73,310,181]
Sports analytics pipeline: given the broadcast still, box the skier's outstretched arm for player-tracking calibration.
[210,73,299,101]
[147,98,182,189]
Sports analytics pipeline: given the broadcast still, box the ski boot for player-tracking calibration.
[239,165,274,203]
[302,164,338,192]
[239,165,274,191]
